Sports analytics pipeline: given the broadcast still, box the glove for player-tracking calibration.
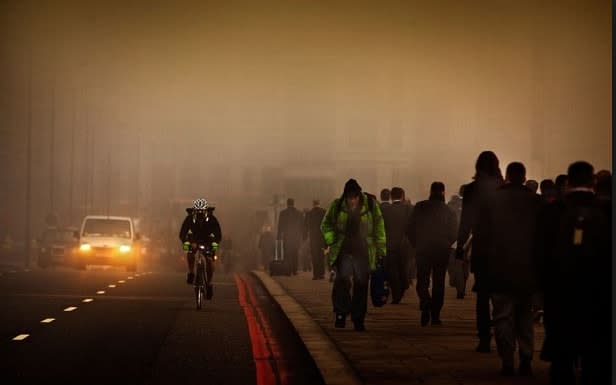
[455,246,464,260]
[182,242,190,251]
[211,242,219,252]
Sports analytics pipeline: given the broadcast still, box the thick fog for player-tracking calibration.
[0,0,611,253]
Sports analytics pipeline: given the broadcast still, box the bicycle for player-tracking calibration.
[184,242,216,310]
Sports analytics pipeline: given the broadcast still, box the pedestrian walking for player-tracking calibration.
[382,187,412,303]
[408,182,457,326]
[277,198,304,275]
[321,179,386,331]
[304,199,327,280]
[456,150,504,353]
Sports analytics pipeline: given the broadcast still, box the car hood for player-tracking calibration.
[80,237,133,247]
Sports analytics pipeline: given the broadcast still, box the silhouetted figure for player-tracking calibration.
[382,187,412,304]
[448,184,468,298]
[540,179,557,203]
[304,200,327,280]
[456,150,504,353]
[321,179,386,331]
[555,174,568,200]
[538,162,612,385]
[594,170,611,209]
[258,225,275,270]
[277,198,304,275]
[408,182,457,326]
[525,179,539,194]
[380,188,391,209]
[300,208,312,272]
[485,162,540,377]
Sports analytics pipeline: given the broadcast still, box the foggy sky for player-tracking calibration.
[0,0,611,242]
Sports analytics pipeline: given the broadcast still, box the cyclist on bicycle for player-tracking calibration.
[179,198,222,299]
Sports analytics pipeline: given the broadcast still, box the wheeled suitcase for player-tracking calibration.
[269,240,288,276]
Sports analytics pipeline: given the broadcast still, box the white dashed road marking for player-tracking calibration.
[118,280,125,284]
[82,298,94,303]
[64,307,78,312]
[13,334,29,341]
[41,318,55,324]
[97,290,105,294]
[127,277,134,280]
[108,284,116,288]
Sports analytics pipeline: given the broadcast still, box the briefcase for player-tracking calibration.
[370,261,390,307]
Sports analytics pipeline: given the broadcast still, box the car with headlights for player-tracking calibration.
[75,216,140,271]
[37,226,79,268]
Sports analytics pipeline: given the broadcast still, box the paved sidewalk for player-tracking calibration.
[256,270,550,385]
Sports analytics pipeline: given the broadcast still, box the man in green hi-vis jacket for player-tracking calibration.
[320,178,386,331]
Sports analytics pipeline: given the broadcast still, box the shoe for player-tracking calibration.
[421,310,431,327]
[475,339,491,353]
[312,277,319,280]
[431,319,442,326]
[456,292,465,299]
[519,360,533,376]
[500,365,515,377]
[334,313,346,328]
[206,284,213,300]
[186,272,194,284]
[353,322,366,332]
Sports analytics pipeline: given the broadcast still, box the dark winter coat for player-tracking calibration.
[482,183,541,294]
[304,207,326,248]
[382,201,412,255]
[456,176,504,275]
[179,214,222,244]
[408,196,457,259]
[277,207,304,246]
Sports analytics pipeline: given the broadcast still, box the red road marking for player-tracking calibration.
[239,273,289,385]
[235,273,279,385]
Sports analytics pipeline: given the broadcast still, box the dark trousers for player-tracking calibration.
[310,241,325,278]
[332,254,369,324]
[283,242,299,274]
[491,292,534,366]
[474,273,492,341]
[415,255,447,319]
[385,249,408,303]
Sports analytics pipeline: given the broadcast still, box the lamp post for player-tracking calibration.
[24,60,32,267]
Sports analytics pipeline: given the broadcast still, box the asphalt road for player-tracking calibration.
[0,264,324,385]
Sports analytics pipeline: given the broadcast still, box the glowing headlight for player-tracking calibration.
[119,245,131,253]
[80,244,91,252]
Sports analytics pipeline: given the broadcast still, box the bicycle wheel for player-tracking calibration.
[195,262,204,310]
[195,285,202,310]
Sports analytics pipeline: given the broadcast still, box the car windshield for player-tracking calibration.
[82,219,131,238]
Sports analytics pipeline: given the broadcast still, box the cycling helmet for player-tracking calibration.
[193,198,208,211]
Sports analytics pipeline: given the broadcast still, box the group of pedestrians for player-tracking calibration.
[315,150,611,384]
[258,198,328,280]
